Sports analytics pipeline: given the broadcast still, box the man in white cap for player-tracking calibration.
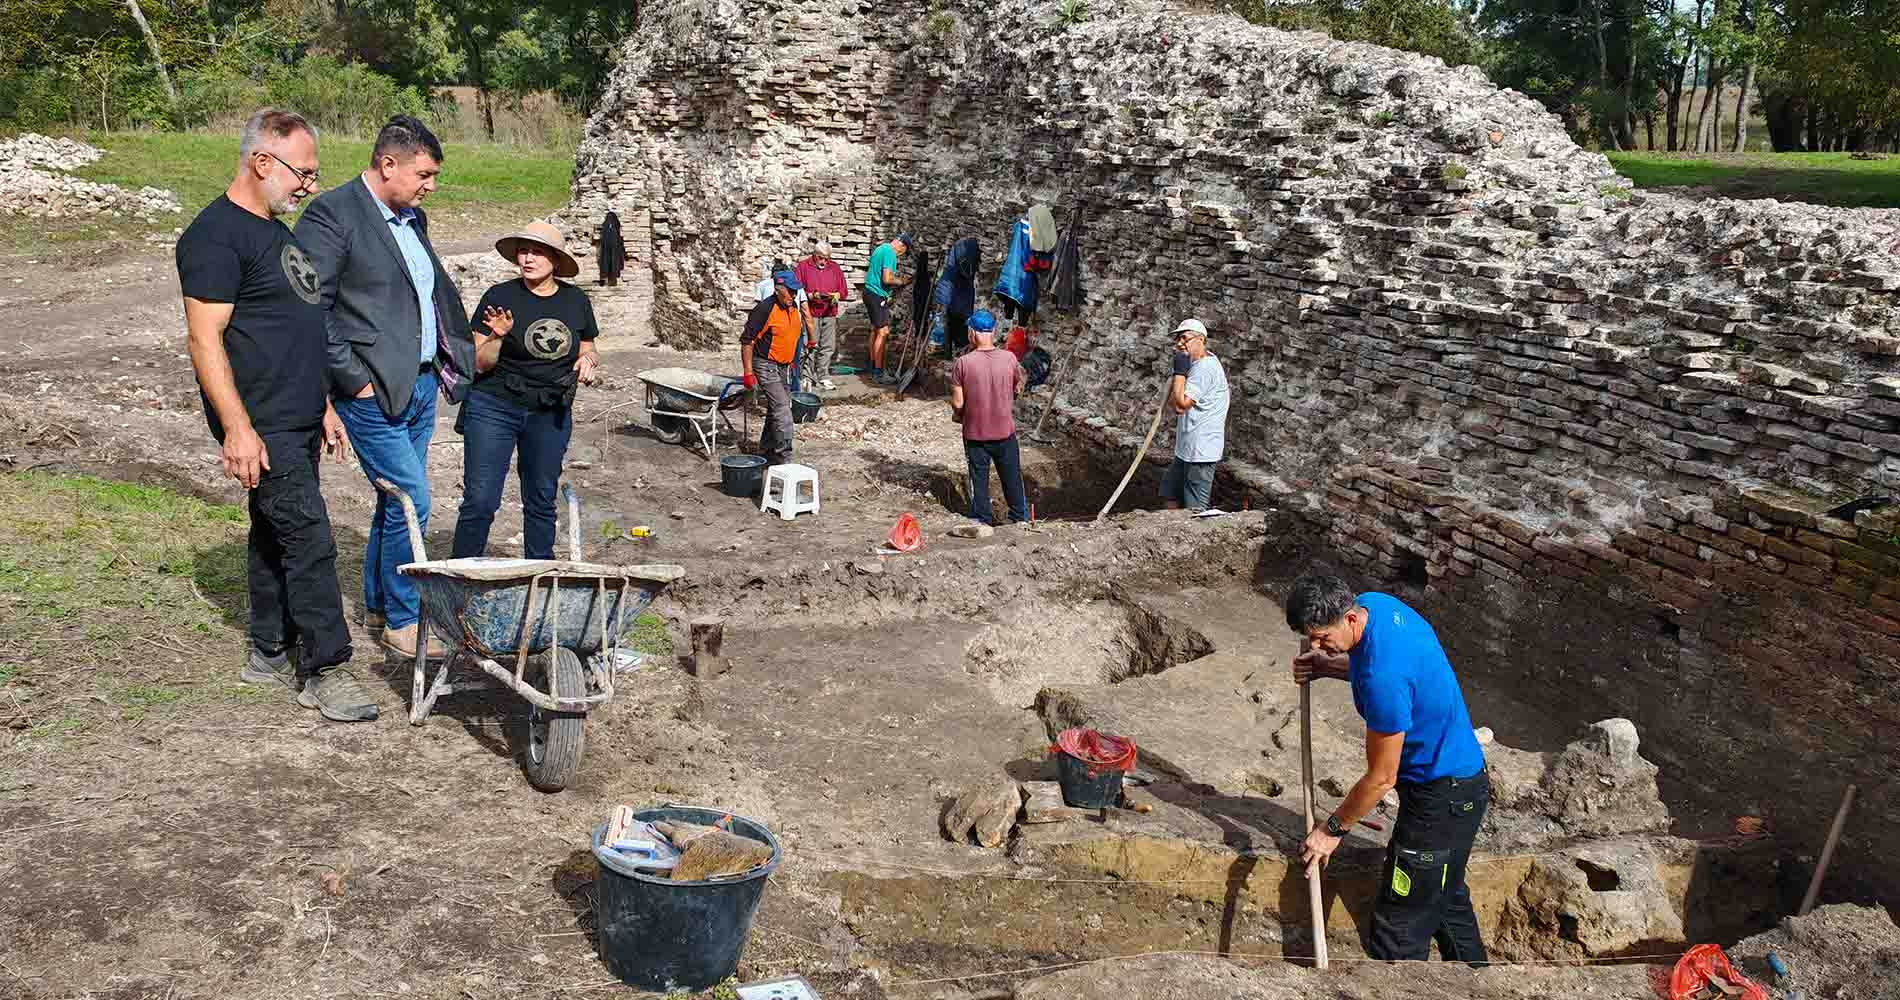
[1164,318,1229,511]
[796,239,849,391]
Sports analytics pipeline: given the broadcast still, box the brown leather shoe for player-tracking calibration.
[381,623,449,659]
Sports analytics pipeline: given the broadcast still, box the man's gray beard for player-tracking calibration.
[265,177,295,216]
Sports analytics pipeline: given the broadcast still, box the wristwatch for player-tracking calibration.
[1324,814,1348,838]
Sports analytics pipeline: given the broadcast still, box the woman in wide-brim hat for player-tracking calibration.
[450,220,603,560]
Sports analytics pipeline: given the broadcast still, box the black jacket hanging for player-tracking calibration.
[598,212,626,283]
[1048,222,1084,313]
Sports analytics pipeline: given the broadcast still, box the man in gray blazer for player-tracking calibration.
[295,115,475,660]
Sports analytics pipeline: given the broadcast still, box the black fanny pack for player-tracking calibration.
[500,369,576,411]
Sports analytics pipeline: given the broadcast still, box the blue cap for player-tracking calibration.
[772,270,802,292]
[895,232,915,248]
[968,309,997,333]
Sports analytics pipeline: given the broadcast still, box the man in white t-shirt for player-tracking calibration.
[1162,318,1229,511]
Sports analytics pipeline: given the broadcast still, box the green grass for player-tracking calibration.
[1606,151,1900,209]
[11,129,575,248]
[1,473,250,741]
[628,610,672,657]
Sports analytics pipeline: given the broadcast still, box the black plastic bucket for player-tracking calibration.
[592,805,781,992]
[790,391,821,424]
[1056,749,1125,809]
[720,454,768,497]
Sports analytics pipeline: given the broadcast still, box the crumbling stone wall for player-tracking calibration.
[569,0,1899,902]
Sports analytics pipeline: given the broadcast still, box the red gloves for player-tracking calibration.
[743,373,758,389]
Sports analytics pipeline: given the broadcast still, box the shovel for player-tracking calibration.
[893,304,938,397]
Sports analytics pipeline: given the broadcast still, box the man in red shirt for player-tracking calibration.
[949,310,1027,525]
[794,239,848,392]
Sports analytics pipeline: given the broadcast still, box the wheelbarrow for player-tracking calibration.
[374,478,684,792]
[635,366,751,462]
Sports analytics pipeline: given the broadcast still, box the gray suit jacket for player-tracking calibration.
[294,175,475,419]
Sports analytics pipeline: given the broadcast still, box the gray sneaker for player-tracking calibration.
[298,669,380,722]
[239,647,298,692]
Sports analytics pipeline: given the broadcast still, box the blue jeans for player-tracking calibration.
[452,390,572,560]
[965,434,1028,525]
[337,372,437,630]
[1162,457,1217,510]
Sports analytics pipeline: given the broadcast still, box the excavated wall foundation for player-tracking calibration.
[563,0,1897,910]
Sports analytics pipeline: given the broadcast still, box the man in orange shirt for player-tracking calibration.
[740,271,812,465]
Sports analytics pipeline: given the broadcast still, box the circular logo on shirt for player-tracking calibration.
[524,317,573,360]
[281,244,321,305]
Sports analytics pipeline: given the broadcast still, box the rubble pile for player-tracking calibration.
[0,134,104,171]
[0,133,181,221]
[1731,903,1900,998]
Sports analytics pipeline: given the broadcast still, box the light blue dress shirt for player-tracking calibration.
[366,184,438,363]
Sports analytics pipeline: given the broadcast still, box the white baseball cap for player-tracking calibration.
[1173,318,1209,338]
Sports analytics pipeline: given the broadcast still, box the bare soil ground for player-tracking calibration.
[0,231,1827,1000]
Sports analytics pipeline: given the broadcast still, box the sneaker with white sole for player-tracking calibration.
[298,669,379,722]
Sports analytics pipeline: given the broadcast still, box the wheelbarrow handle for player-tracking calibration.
[562,483,582,561]
[372,478,429,563]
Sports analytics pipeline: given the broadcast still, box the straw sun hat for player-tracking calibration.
[495,221,579,279]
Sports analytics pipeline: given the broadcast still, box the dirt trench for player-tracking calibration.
[0,243,1836,997]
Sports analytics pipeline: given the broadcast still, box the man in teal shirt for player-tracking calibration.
[863,233,910,384]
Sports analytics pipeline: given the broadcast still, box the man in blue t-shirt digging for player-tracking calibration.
[1283,573,1489,965]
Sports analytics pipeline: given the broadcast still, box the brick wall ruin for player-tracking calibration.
[564,0,1900,902]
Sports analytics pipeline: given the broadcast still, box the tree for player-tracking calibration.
[1235,0,1481,68]
[123,0,175,107]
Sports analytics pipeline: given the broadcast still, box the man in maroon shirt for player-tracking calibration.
[794,239,849,391]
[950,309,1027,525]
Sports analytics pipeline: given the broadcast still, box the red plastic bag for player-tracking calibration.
[1052,727,1137,777]
[887,513,921,552]
[1669,944,1767,1000]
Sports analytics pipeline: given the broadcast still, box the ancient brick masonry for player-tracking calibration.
[568,0,1899,901]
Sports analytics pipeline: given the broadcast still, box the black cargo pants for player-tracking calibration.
[1363,769,1490,965]
[248,431,352,673]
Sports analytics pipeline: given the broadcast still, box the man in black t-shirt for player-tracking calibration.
[177,108,373,724]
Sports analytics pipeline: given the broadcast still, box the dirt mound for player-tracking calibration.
[1730,903,1900,999]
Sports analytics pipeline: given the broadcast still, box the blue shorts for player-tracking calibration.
[1162,458,1216,510]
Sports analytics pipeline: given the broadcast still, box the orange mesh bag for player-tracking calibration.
[887,513,922,552]
[1669,944,1767,1000]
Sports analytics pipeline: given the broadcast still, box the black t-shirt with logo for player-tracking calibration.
[470,279,599,410]
[175,195,329,441]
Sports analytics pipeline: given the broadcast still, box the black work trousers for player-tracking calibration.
[1364,769,1489,965]
[248,431,352,673]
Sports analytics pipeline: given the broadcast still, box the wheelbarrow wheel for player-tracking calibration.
[524,648,586,793]
[650,414,688,445]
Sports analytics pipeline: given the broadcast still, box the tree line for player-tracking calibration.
[7,0,1897,153]
[0,0,636,139]
[1235,0,1899,152]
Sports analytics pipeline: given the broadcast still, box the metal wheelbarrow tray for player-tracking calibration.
[636,366,749,461]
[377,479,685,792]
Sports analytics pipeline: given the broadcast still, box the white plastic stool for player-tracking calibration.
[760,463,821,520]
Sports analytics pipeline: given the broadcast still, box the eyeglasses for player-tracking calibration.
[262,151,320,188]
